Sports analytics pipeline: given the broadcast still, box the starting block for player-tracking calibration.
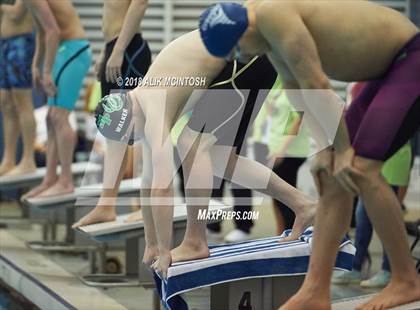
[154,228,355,310]
[0,162,101,192]
[20,178,140,275]
[77,200,233,288]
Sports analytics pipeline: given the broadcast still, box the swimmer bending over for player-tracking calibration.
[198,1,420,309]
[75,30,316,278]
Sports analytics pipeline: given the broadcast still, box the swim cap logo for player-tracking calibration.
[202,4,235,31]
[97,113,111,129]
[102,95,124,113]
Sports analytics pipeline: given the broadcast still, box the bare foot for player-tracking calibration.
[279,291,330,310]
[280,201,316,242]
[21,178,57,201]
[124,210,143,223]
[36,181,74,198]
[0,162,15,176]
[4,162,36,177]
[143,246,159,266]
[356,277,420,310]
[170,241,210,263]
[152,251,172,279]
[72,206,117,228]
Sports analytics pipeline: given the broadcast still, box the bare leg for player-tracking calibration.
[211,147,316,241]
[352,157,420,310]
[5,88,36,176]
[72,142,129,228]
[21,108,59,199]
[280,171,353,310]
[0,90,19,175]
[38,107,75,197]
[170,129,212,263]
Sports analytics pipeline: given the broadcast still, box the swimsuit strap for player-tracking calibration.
[209,56,259,88]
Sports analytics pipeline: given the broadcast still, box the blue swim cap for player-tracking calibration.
[199,3,248,57]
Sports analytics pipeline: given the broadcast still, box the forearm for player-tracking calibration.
[150,187,174,253]
[284,87,330,148]
[32,31,44,67]
[25,0,60,75]
[43,30,60,75]
[333,116,352,152]
[112,0,148,55]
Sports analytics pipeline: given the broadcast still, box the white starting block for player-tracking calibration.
[0,162,101,191]
[76,200,233,288]
[21,178,141,264]
[154,228,356,310]
[0,162,102,224]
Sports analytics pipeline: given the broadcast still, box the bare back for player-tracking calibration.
[47,0,85,41]
[0,2,32,38]
[257,0,419,81]
[102,0,133,43]
[131,30,226,129]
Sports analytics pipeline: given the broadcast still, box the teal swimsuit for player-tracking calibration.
[48,39,91,110]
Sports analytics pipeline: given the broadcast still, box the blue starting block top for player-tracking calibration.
[154,227,355,310]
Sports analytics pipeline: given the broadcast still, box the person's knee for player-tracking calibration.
[48,107,69,128]
[352,156,383,189]
[319,171,351,202]
[177,127,213,160]
[0,91,15,115]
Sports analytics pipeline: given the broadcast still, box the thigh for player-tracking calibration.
[350,52,420,161]
[10,88,34,110]
[49,43,91,111]
[122,33,151,81]
[5,34,34,89]
[0,39,9,90]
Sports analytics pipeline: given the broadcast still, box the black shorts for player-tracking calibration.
[187,56,277,150]
[100,33,151,96]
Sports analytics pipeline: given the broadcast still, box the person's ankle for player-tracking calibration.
[302,276,331,295]
[0,160,15,168]
[43,176,58,186]
[56,177,73,188]
[181,237,208,250]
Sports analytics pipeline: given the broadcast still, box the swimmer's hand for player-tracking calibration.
[310,147,333,196]
[333,147,362,196]
[106,49,123,84]
[42,72,57,97]
[151,252,172,279]
[32,66,42,91]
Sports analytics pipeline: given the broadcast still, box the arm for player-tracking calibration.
[105,0,148,83]
[145,116,175,277]
[24,0,60,92]
[31,16,44,90]
[139,142,159,264]
[258,7,349,152]
[113,0,148,56]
